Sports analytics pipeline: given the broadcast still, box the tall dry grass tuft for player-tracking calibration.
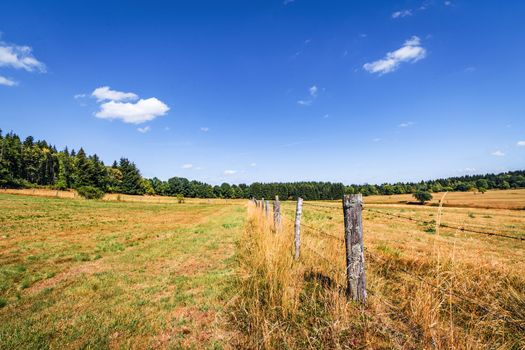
[230,200,525,349]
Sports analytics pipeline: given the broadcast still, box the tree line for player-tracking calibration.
[1,130,524,199]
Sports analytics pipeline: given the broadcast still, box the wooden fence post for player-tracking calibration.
[261,198,265,212]
[265,200,270,218]
[273,196,281,232]
[342,194,366,303]
[294,197,303,260]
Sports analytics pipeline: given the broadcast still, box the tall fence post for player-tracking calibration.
[342,194,367,303]
[273,195,281,232]
[294,197,303,260]
[265,200,269,218]
[261,198,265,212]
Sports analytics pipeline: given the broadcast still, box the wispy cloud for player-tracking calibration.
[491,150,505,157]
[517,141,525,147]
[91,86,169,124]
[250,162,257,167]
[181,163,193,169]
[0,75,17,86]
[297,84,319,106]
[363,36,426,75]
[392,9,412,18]
[224,170,237,175]
[0,41,46,72]
[309,85,318,97]
[92,86,138,102]
[137,125,151,133]
[398,121,414,128]
[372,138,382,142]
[200,127,209,132]
[297,100,312,106]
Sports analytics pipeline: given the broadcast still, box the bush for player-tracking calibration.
[77,186,104,200]
[413,190,432,204]
[177,193,185,203]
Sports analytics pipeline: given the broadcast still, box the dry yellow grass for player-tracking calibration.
[231,194,525,349]
[365,188,525,210]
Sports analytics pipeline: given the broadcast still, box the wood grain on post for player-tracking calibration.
[342,194,367,303]
[294,197,303,260]
[273,196,282,232]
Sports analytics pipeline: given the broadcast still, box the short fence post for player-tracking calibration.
[265,200,269,218]
[261,198,265,212]
[294,197,303,260]
[342,194,366,303]
[273,196,281,232]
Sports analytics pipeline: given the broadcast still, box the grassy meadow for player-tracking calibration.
[0,193,245,349]
[0,189,524,349]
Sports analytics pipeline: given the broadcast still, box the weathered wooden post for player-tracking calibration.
[294,197,303,260]
[342,194,366,303]
[273,196,281,232]
[261,198,265,212]
[265,200,270,218]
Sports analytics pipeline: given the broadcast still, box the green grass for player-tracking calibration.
[0,193,245,349]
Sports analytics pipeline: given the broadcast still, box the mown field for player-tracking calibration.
[0,193,245,349]
[1,189,524,349]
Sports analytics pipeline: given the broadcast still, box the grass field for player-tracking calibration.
[0,193,245,349]
[233,194,525,349]
[1,190,524,349]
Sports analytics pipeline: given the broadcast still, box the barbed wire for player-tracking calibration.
[366,208,524,241]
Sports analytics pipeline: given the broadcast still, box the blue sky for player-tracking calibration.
[0,0,524,185]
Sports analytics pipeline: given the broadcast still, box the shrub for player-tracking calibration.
[413,190,432,204]
[177,194,185,203]
[77,186,104,200]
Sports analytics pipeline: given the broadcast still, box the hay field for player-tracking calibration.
[232,194,525,349]
[1,189,524,349]
[365,189,525,210]
[0,193,245,349]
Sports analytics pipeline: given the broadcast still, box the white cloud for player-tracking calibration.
[200,127,209,132]
[74,93,86,99]
[398,121,414,127]
[137,126,151,133]
[182,163,193,169]
[297,85,319,106]
[363,36,426,75]
[224,170,237,175]
[309,85,318,97]
[95,98,169,124]
[0,75,17,86]
[250,162,257,167]
[297,100,312,106]
[392,9,412,18]
[491,150,505,157]
[516,141,525,147]
[91,86,138,102]
[0,42,46,72]
[92,86,170,124]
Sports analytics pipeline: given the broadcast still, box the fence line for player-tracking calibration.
[251,195,525,320]
[366,207,524,241]
[292,202,524,241]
